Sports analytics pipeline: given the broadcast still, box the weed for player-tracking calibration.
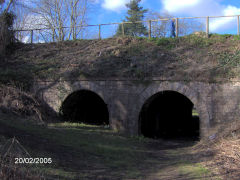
[130,135,150,142]
[182,34,213,47]
[218,50,240,67]
[150,37,177,49]
[0,68,33,91]
[127,43,146,55]
[179,163,211,178]
[232,35,240,41]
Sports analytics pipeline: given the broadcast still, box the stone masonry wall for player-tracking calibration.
[33,80,240,138]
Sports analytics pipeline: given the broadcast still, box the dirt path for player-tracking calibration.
[0,121,220,180]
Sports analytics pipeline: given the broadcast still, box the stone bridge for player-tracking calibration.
[34,79,240,139]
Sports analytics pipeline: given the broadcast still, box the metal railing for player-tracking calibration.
[14,14,240,43]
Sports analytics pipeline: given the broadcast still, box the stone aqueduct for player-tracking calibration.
[35,80,240,138]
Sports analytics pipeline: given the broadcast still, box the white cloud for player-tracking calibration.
[223,5,240,16]
[162,0,201,14]
[161,0,240,32]
[210,5,240,31]
[101,0,130,12]
[161,0,222,16]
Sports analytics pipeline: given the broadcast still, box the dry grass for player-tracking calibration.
[0,165,44,180]
[0,137,45,180]
[194,120,240,179]
[197,138,240,180]
[4,35,240,83]
[0,84,56,124]
[213,139,240,177]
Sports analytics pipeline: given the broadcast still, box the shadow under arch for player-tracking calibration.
[139,90,200,140]
[60,90,109,125]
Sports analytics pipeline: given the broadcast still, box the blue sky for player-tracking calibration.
[89,0,240,34]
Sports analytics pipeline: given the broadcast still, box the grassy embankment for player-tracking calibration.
[0,112,217,180]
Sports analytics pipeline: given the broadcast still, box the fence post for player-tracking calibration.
[121,23,125,36]
[98,24,101,40]
[238,16,240,36]
[30,30,33,43]
[148,20,151,39]
[176,18,179,37]
[206,16,209,38]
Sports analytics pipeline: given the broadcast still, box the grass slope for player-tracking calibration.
[0,113,219,180]
[2,34,240,90]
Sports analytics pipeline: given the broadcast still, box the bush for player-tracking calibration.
[0,12,15,59]
[150,37,177,49]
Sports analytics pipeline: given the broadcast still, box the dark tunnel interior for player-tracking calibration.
[139,91,200,140]
[60,90,109,125]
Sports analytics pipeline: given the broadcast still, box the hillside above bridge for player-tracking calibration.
[2,34,240,89]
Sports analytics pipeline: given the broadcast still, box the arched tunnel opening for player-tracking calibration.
[60,90,109,125]
[139,91,200,140]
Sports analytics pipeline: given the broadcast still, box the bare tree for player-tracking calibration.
[146,11,204,38]
[0,0,16,58]
[29,0,67,41]
[178,18,204,36]
[13,2,32,42]
[0,0,15,13]
[4,0,14,12]
[146,11,172,38]
[0,1,30,30]
[29,0,90,42]
[67,0,88,40]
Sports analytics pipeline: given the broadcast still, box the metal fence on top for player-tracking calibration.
[14,15,240,44]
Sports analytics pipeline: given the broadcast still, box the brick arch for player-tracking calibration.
[64,81,108,104]
[137,82,209,137]
[60,83,110,125]
[52,81,110,114]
